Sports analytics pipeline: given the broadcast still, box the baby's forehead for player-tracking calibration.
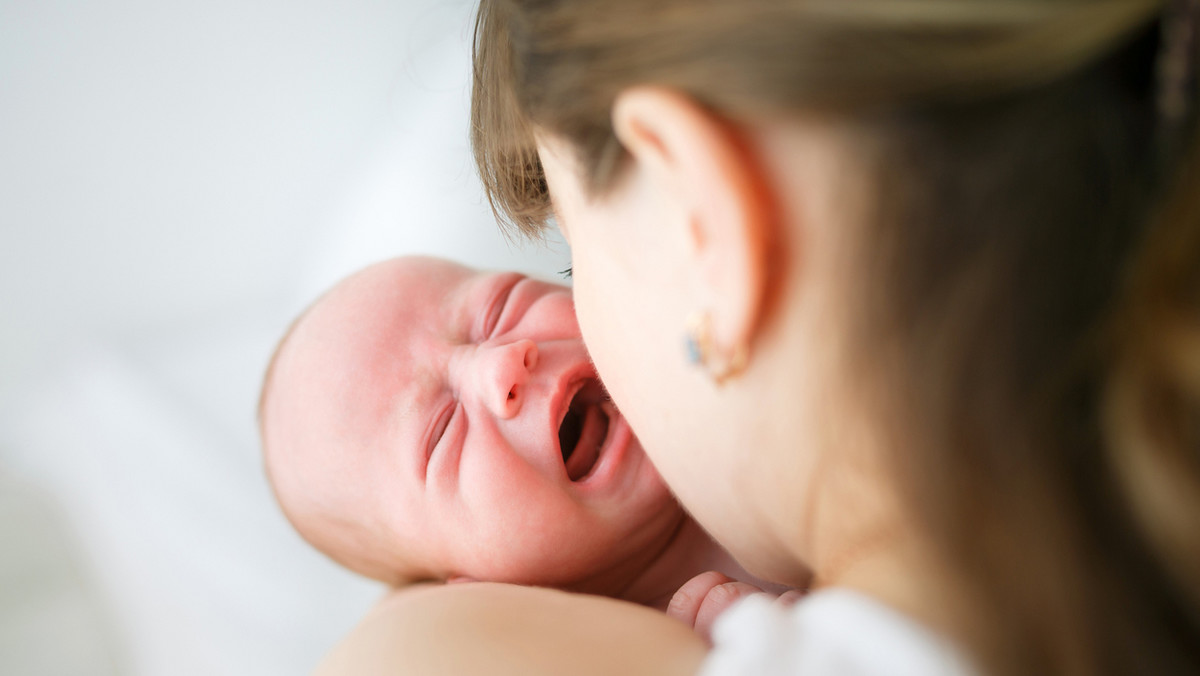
[265,259,466,395]
[310,258,478,332]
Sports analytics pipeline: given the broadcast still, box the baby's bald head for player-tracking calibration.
[258,255,681,593]
[258,260,454,585]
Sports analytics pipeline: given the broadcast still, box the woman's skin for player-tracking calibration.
[316,88,962,675]
[318,581,709,675]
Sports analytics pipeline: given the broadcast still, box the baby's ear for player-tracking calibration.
[446,574,477,585]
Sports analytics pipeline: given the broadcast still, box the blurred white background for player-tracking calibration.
[0,1,568,674]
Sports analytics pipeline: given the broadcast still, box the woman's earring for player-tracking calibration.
[685,311,748,385]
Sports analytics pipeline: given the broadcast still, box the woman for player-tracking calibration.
[318,1,1200,674]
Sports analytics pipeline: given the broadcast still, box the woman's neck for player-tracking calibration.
[802,482,971,653]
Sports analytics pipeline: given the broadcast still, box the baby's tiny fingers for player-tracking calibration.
[667,571,734,629]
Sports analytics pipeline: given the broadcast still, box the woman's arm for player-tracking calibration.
[315,582,708,675]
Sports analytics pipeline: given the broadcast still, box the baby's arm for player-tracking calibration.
[666,571,805,643]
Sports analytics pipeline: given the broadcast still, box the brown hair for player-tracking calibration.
[472,0,1200,674]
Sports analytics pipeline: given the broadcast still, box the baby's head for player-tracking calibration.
[260,256,682,587]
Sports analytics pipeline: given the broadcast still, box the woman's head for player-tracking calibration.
[534,113,877,589]
[472,1,1200,674]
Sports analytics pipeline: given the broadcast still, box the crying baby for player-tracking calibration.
[259,256,794,630]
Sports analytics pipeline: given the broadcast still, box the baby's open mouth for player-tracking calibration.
[558,379,610,481]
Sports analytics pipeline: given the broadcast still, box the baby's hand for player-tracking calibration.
[666,571,803,644]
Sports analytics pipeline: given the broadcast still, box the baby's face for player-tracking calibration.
[263,257,682,586]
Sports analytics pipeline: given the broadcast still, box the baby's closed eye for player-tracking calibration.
[426,401,459,478]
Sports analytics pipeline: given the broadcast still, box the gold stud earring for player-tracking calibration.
[684,311,748,385]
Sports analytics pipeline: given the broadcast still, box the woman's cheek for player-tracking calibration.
[575,274,640,402]
[573,276,622,382]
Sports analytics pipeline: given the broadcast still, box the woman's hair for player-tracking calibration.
[471,1,1200,674]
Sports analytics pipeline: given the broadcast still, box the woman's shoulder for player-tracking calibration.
[701,588,979,676]
[315,582,707,676]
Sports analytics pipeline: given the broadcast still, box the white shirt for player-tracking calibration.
[700,589,979,676]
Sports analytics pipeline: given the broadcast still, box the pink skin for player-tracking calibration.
[263,256,685,594]
[668,571,805,644]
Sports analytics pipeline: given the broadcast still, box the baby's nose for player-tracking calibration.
[473,339,539,419]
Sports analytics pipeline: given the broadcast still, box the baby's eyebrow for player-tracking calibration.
[465,272,528,343]
[447,273,497,342]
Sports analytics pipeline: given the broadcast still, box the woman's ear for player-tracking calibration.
[611,87,775,369]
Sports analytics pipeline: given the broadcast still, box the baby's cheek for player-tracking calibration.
[476,503,593,585]
[462,460,555,546]
[549,294,583,337]
[521,294,578,341]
